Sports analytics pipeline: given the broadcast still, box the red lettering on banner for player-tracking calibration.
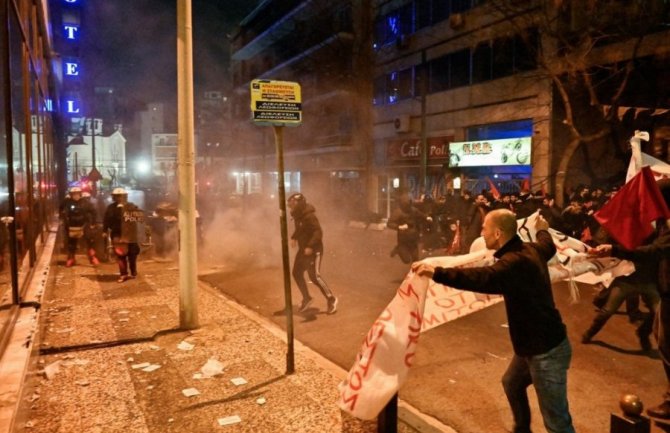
[405,310,422,366]
[397,283,420,301]
[349,371,363,391]
[422,312,448,328]
[340,389,359,411]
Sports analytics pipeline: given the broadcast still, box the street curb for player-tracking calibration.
[198,280,458,433]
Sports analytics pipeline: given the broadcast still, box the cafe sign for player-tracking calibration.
[387,136,454,162]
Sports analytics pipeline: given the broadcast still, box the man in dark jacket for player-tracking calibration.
[413,210,575,433]
[288,193,338,314]
[589,178,670,419]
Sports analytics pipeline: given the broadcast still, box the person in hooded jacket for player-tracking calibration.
[387,193,430,263]
[589,178,670,419]
[287,193,338,314]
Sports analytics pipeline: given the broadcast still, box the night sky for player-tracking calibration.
[81,0,258,116]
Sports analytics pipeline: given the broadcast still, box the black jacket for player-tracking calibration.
[432,231,567,357]
[612,223,670,299]
[290,203,324,253]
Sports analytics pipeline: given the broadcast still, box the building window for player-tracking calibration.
[449,48,471,88]
[471,41,492,84]
[373,75,386,105]
[429,54,450,92]
[492,37,514,79]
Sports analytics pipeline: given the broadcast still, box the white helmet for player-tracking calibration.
[69,186,82,194]
[112,187,127,195]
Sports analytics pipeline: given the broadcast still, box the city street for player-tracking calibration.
[199,221,669,433]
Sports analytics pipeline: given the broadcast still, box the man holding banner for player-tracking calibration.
[413,209,575,433]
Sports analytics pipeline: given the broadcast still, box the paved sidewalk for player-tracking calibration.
[1,237,448,433]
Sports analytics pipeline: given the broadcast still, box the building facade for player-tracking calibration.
[229,0,375,219]
[1,0,60,351]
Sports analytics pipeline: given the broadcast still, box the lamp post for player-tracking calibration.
[87,118,102,196]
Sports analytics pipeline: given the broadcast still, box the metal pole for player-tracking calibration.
[177,0,199,329]
[419,50,428,195]
[377,393,398,433]
[273,125,295,374]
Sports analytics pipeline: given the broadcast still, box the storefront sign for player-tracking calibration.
[386,136,453,162]
[448,137,531,167]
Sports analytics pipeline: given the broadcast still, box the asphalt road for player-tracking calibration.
[198,221,668,433]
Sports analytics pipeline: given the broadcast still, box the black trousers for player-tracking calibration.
[292,249,334,301]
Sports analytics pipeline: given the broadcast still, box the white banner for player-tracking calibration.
[338,212,633,419]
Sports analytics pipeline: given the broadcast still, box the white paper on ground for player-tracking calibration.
[200,358,224,378]
[181,387,200,397]
[217,416,241,426]
[230,377,248,386]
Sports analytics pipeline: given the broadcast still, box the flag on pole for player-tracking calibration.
[594,166,670,250]
[485,177,501,200]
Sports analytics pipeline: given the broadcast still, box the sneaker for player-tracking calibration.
[65,258,75,268]
[298,298,313,313]
[327,297,338,315]
[117,275,130,283]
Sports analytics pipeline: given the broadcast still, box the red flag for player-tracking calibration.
[594,166,670,250]
[521,178,530,192]
[486,177,501,200]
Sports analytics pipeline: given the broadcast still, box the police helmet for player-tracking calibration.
[112,187,127,196]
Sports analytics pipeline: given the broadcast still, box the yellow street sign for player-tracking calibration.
[250,79,302,126]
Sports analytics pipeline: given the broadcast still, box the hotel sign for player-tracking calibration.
[448,137,532,167]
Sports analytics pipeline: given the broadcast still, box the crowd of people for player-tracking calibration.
[398,180,670,425]
[387,184,619,263]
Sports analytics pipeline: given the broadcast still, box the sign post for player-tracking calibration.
[250,79,302,374]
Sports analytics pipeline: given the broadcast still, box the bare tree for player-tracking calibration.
[488,0,669,204]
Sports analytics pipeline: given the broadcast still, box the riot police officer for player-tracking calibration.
[103,187,142,282]
[59,186,99,267]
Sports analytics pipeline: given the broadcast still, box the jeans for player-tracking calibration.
[502,337,575,433]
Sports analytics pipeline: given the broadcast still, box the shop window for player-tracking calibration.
[471,41,492,84]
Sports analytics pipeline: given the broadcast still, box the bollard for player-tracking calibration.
[377,393,398,433]
[611,394,650,433]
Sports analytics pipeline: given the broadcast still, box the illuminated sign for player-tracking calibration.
[65,100,81,114]
[386,136,454,162]
[65,61,80,77]
[250,79,302,126]
[448,137,532,167]
[64,0,79,3]
[64,25,79,40]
